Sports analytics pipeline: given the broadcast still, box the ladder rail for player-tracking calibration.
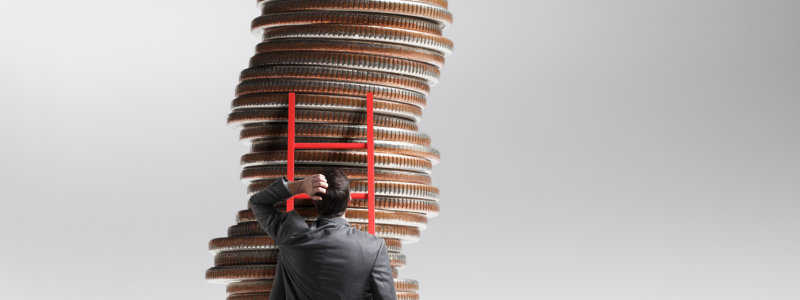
[286,92,376,235]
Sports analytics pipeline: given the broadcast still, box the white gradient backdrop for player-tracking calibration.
[1,1,799,299]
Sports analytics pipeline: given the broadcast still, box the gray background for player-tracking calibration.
[1,1,798,299]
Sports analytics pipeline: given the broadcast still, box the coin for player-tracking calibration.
[262,25,453,56]
[248,52,440,84]
[228,109,419,131]
[239,150,434,174]
[209,236,403,254]
[230,93,423,122]
[397,292,420,300]
[239,65,431,94]
[257,0,450,10]
[277,197,440,217]
[247,139,440,163]
[259,0,453,29]
[239,124,431,146]
[227,293,270,300]
[240,166,432,185]
[215,250,280,266]
[394,278,420,292]
[227,222,421,243]
[227,281,274,294]
[206,265,277,284]
[248,180,440,201]
[234,79,427,108]
[255,39,445,68]
[251,11,442,36]
[236,208,428,230]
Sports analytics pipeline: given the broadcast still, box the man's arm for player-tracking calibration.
[249,175,328,244]
[368,242,397,300]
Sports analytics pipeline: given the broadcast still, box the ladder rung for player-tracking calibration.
[292,193,368,200]
[293,143,367,150]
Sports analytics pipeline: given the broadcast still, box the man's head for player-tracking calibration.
[313,168,350,217]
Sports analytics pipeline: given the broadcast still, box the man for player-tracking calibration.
[248,167,397,300]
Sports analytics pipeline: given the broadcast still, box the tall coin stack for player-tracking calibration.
[206,1,453,299]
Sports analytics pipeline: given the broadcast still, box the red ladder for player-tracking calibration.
[285,92,376,235]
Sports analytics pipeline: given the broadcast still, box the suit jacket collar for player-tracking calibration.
[316,214,350,227]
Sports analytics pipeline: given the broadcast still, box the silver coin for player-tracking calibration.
[248,51,440,85]
[262,24,453,56]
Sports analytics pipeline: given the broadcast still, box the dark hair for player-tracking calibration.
[313,168,350,217]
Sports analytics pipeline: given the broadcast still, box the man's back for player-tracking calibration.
[273,215,393,299]
[248,176,396,300]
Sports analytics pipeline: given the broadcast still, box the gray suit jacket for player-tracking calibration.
[249,178,397,300]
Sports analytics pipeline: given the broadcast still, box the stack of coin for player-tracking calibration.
[207,1,453,299]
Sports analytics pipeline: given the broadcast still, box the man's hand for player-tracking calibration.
[288,174,328,201]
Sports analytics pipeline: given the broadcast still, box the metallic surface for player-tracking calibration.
[235,79,428,108]
[227,293,270,300]
[262,25,453,56]
[251,11,443,36]
[230,93,423,122]
[228,109,419,131]
[239,65,431,94]
[239,150,434,173]
[248,52,441,84]
[240,166,432,185]
[239,124,432,146]
[247,180,440,201]
[247,139,440,163]
[257,0,450,10]
[206,265,278,284]
[255,39,445,68]
[258,0,453,29]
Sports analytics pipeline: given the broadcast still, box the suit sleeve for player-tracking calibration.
[248,177,309,245]
[369,242,397,300]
